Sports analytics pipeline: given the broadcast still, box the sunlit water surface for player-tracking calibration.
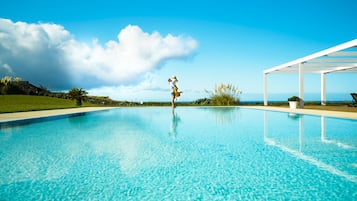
[0,107,356,200]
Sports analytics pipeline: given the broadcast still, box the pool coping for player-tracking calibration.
[0,107,115,123]
[0,106,356,123]
[241,106,357,120]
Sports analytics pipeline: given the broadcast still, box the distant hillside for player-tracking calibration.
[0,80,48,95]
[0,78,144,107]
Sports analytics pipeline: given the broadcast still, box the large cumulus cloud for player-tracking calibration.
[0,18,198,90]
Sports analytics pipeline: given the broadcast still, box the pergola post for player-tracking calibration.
[264,73,268,106]
[299,63,304,108]
[321,73,326,105]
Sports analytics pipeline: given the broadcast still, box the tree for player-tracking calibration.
[0,76,12,85]
[68,88,88,106]
[14,77,22,82]
[207,83,242,106]
[0,76,20,94]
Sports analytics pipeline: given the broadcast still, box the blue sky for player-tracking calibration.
[0,0,356,102]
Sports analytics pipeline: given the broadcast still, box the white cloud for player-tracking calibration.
[88,73,170,101]
[0,18,198,91]
[2,63,13,74]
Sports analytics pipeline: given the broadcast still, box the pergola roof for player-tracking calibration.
[264,39,357,74]
[263,39,357,106]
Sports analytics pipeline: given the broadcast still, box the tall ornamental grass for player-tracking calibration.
[208,83,242,106]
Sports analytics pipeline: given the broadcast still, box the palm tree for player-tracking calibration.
[68,88,88,106]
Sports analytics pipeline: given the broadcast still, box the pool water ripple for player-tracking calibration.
[0,107,356,200]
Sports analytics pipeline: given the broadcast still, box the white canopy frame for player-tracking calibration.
[263,39,357,107]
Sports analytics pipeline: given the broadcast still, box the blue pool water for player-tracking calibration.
[0,107,356,200]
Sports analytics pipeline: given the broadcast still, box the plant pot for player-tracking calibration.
[289,101,298,109]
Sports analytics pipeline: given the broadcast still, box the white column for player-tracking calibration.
[321,73,326,106]
[264,73,268,106]
[299,63,304,108]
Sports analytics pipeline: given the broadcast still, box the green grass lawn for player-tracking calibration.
[1,95,355,114]
[0,95,98,113]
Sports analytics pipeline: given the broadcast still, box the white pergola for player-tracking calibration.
[263,39,357,107]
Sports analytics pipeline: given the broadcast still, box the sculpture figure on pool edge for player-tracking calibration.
[168,76,182,110]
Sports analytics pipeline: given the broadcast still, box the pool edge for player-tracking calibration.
[241,106,357,120]
[0,107,116,123]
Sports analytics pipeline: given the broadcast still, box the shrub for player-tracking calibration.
[288,96,300,101]
[194,98,212,105]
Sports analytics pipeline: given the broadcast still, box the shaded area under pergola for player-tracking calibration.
[263,39,357,107]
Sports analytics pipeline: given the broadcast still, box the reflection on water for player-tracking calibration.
[169,111,181,139]
[202,107,239,125]
[264,111,357,183]
[90,128,183,176]
[0,110,186,182]
[288,112,301,120]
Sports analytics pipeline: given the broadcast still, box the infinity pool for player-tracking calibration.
[0,107,356,200]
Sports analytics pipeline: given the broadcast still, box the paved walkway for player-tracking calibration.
[242,106,357,120]
[0,107,115,123]
[0,106,356,123]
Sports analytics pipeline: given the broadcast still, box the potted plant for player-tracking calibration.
[288,96,300,109]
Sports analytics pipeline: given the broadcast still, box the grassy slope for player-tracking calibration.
[1,95,356,113]
[0,95,98,113]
